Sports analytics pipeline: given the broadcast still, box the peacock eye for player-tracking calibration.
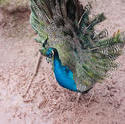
[48,53,53,58]
[47,51,53,58]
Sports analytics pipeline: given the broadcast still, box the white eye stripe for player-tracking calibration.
[52,50,54,55]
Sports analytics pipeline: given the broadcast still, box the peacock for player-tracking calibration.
[30,0,125,94]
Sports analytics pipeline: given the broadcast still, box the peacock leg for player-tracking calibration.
[76,92,82,103]
[22,51,41,98]
[85,90,95,106]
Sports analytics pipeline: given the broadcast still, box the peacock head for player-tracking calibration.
[40,47,58,63]
[44,47,58,63]
[45,47,58,58]
[46,47,55,58]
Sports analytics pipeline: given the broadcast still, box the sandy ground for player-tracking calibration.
[0,0,125,124]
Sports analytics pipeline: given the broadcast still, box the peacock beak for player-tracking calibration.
[46,57,52,63]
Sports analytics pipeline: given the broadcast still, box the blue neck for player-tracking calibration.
[53,51,62,68]
[52,52,78,92]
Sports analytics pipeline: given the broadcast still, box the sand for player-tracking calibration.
[0,0,125,124]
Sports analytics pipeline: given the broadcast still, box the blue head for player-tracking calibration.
[46,47,59,58]
[46,47,55,58]
[45,47,59,63]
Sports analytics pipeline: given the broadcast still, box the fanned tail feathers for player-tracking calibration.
[30,0,125,92]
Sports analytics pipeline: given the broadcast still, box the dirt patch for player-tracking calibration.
[0,0,125,124]
[0,0,29,13]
